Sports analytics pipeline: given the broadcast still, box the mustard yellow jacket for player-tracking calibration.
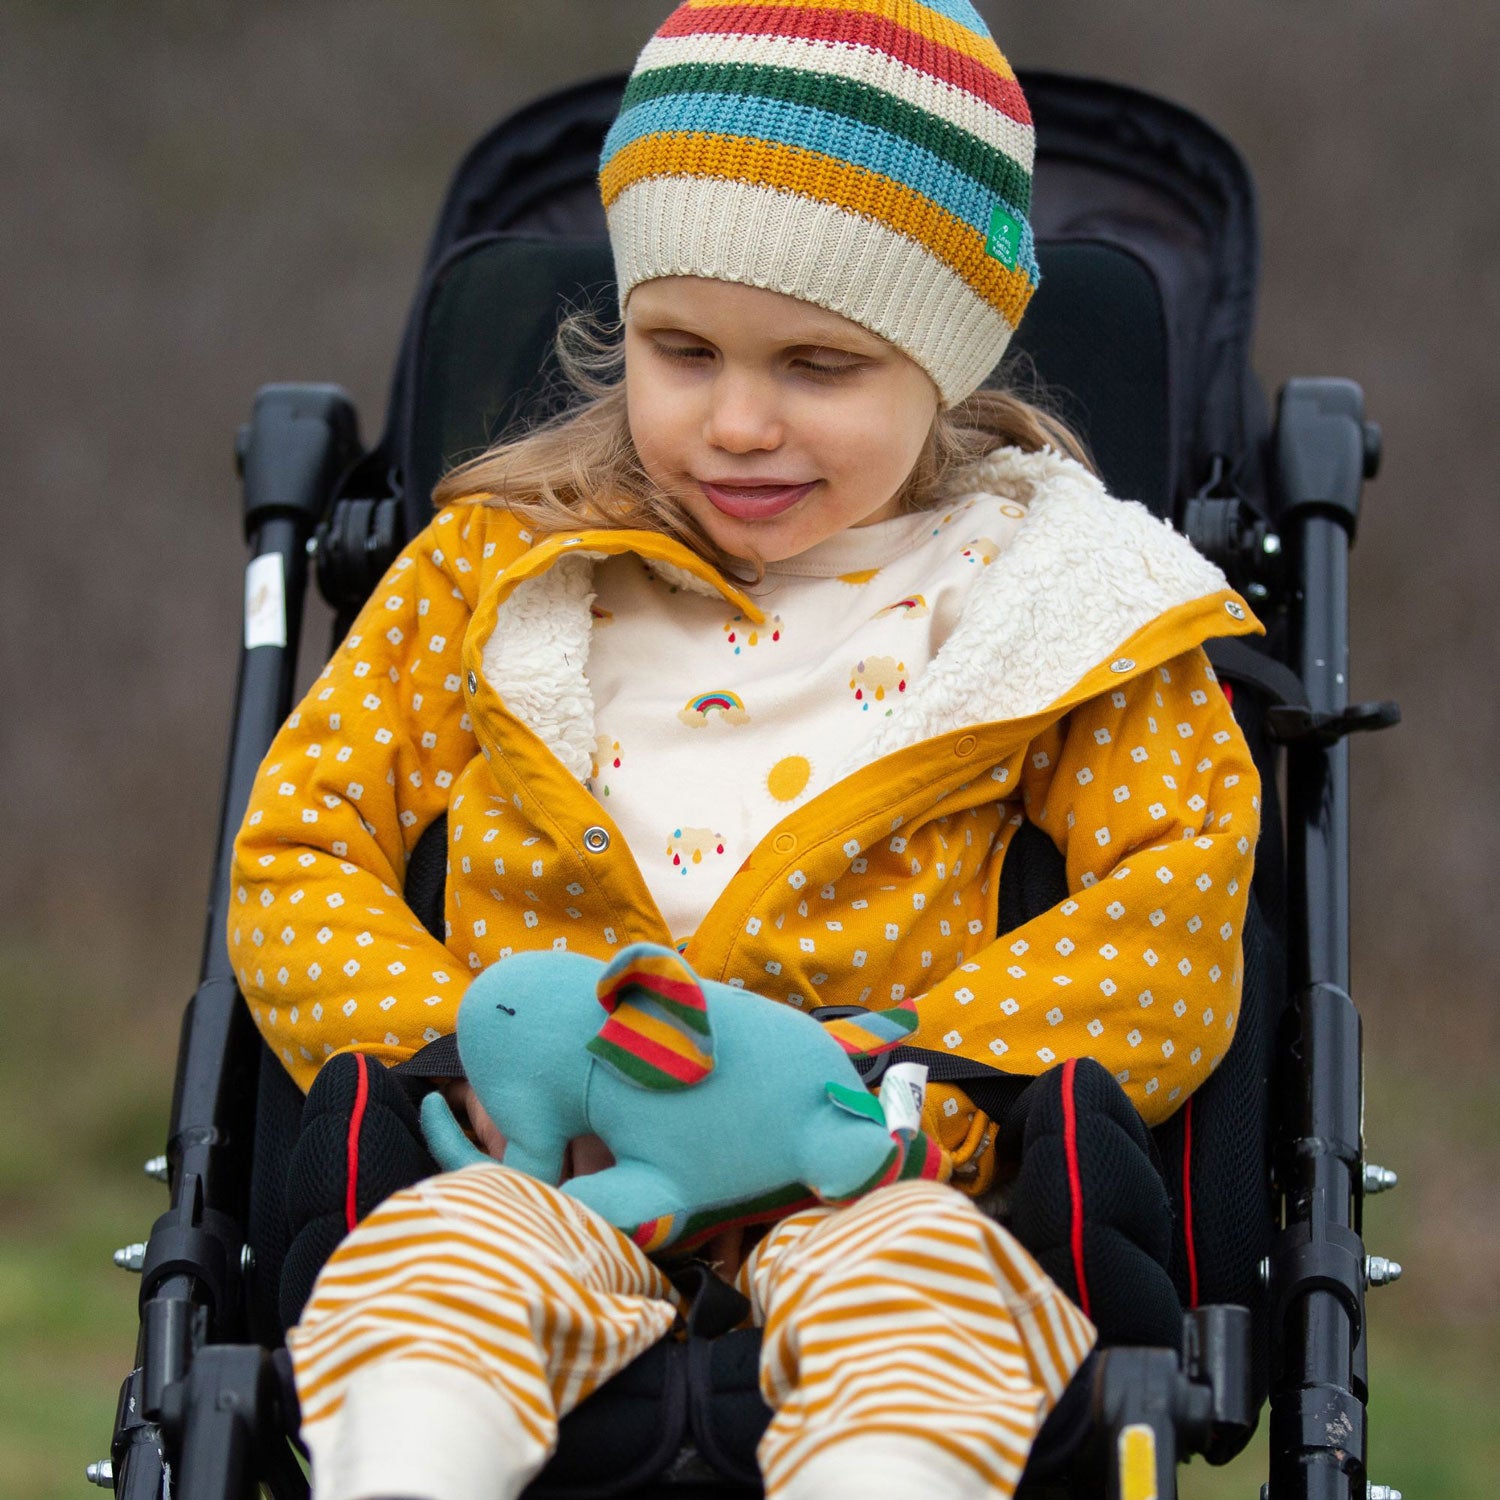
[231,447,1261,1190]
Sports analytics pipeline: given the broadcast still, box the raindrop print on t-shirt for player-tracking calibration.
[850,657,907,713]
[667,827,727,873]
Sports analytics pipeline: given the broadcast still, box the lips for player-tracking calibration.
[699,480,818,521]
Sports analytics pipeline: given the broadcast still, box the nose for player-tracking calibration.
[703,368,783,454]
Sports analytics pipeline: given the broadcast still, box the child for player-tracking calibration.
[231,2,1262,1496]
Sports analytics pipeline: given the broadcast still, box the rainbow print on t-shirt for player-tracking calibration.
[677,690,751,727]
[874,594,930,619]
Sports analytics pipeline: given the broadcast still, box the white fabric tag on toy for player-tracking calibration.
[245,552,287,650]
[878,1062,928,1140]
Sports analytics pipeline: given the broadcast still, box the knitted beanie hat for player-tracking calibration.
[599,0,1037,406]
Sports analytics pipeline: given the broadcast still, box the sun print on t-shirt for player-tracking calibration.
[766,755,814,804]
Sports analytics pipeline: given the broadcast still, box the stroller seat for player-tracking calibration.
[98,68,1401,1500]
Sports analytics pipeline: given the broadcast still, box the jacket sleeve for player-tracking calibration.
[917,646,1261,1127]
[228,505,496,1091]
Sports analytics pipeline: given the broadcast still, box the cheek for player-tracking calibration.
[826,396,931,486]
[626,373,686,479]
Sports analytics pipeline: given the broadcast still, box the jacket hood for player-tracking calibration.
[471,448,1255,783]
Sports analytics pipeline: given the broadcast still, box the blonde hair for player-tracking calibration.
[432,309,1096,574]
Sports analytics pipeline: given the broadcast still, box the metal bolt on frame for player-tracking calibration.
[1264,1482,1403,1499]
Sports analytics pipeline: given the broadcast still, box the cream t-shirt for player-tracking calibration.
[585,492,1028,942]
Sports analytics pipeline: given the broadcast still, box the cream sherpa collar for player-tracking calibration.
[481,448,1230,784]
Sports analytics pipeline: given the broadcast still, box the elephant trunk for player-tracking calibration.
[420,1092,496,1172]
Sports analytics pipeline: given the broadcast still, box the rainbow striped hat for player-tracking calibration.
[600,0,1038,405]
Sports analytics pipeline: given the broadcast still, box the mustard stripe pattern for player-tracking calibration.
[290,1166,680,1458]
[291,1168,1095,1497]
[747,1181,1097,1493]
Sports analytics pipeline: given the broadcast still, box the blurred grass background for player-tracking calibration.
[3,2,1497,1496]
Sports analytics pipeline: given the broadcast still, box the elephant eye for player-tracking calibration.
[495,1003,516,1016]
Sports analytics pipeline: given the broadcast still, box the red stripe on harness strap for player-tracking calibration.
[346,1053,370,1234]
[1182,1094,1200,1307]
[1061,1058,1091,1319]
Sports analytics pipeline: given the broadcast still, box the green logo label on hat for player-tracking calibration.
[985,205,1023,269]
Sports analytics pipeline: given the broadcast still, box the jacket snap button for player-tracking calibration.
[1225,599,1246,620]
[955,734,978,757]
[466,670,478,693]
[773,832,797,854]
[583,826,610,853]
[1110,657,1135,673]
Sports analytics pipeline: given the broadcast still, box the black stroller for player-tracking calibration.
[95,70,1404,1500]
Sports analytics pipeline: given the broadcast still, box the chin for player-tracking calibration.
[712,515,802,561]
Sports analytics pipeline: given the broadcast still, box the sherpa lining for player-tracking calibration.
[478,450,1229,784]
[844,447,1228,775]
[481,551,600,783]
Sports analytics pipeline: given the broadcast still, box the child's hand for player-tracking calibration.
[563,1134,616,1181]
[440,1080,509,1161]
[438,1082,616,1183]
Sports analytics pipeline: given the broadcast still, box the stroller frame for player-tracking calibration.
[96,70,1401,1500]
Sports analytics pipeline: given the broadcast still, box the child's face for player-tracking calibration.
[624,278,940,563]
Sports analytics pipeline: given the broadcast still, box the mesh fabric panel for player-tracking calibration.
[1006,1057,1183,1349]
[245,1045,307,1345]
[281,1053,436,1332]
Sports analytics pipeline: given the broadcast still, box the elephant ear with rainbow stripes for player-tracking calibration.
[588,945,720,1088]
[587,943,919,1092]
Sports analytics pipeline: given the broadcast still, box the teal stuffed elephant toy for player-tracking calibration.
[420,943,941,1253]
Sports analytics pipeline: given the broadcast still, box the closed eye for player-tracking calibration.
[792,353,866,379]
[495,1003,516,1016]
[651,339,714,365]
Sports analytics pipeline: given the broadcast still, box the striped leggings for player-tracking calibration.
[290,1165,1096,1500]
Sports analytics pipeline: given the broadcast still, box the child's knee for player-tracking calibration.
[406,1161,592,1246]
[855,1177,992,1233]
[776,1179,997,1277]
